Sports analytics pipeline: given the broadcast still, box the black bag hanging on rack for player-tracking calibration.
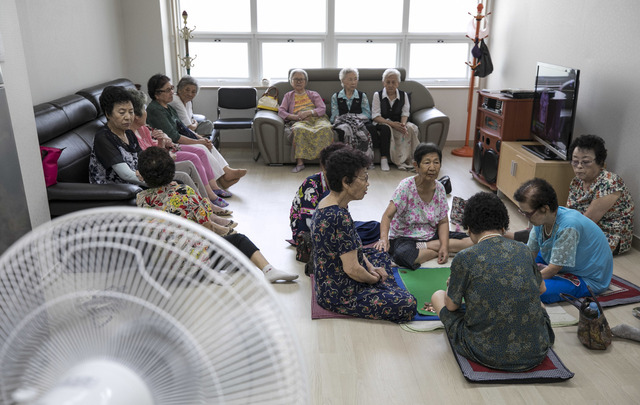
[474,39,493,78]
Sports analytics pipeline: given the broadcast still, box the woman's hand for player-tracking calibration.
[392,121,408,134]
[199,137,213,151]
[299,110,314,120]
[370,266,388,283]
[374,239,389,252]
[437,246,449,264]
[151,129,164,139]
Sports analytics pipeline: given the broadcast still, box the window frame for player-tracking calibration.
[172,0,480,87]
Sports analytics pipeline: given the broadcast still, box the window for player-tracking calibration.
[334,0,403,33]
[175,0,480,86]
[262,42,323,80]
[337,43,397,69]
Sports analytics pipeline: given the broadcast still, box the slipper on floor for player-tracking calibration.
[291,164,305,173]
[222,228,236,237]
[213,208,233,216]
[226,220,238,229]
[214,189,233,198]
[212,197,229,208]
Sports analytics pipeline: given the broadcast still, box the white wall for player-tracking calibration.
[0,0,49,229]
[17,0,128,104]
[486,0,639,241]
[122,0,176,89]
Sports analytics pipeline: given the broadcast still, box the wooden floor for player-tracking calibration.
[221,144,640,405]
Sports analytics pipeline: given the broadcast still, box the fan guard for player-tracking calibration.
[0,207,308,405]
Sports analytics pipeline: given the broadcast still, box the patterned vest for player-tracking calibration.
[336,90,363,115]
[379,89,405,122]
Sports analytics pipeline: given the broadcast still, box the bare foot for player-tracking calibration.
[422,302,435,312]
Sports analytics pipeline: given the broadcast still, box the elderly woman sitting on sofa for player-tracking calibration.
[279,68,334,173]
[329,68,375,166]
[146,73,246,194]
[371,68,420,171]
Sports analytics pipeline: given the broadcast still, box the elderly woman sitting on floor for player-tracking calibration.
[430,191,554,372]
[311,147,417,323]
[566,134,634,254]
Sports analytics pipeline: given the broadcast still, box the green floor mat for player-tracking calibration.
[396,267,451,316]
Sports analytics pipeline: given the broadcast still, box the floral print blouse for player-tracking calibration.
[136,182,213,225]
[567,169,634,254]
[389,177,448,240]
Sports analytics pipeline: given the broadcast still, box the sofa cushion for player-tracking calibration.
[50,94,98,128]
[34,103,71,144]
[76,78,136,116]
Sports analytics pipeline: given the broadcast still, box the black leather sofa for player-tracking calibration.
[35,78,140,217]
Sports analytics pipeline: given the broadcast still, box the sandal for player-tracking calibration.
[213,208,233,216]
[223,228,236,237]
[214,188,233,198]
[291,164,305,173]
[211,196,229,208]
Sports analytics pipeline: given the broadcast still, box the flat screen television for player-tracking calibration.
[523,62,580,160]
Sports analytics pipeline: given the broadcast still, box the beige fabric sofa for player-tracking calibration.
[253,68,449,165]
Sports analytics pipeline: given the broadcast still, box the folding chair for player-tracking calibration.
[212,87,258,160]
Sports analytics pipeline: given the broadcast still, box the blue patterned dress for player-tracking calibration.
[440,237,554,371]
[311,205,417,323]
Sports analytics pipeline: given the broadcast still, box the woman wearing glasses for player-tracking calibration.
[566,134,634,254]
[514,178,613,303]
[374,143,471,269]
[279,69,334,173]
[311,148,416,323]
[146,74,246,203]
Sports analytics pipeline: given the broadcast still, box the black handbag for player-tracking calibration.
[295,231,312,263]
[560,285,613,350]
[438,175,452,194]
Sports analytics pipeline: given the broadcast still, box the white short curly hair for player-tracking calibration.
[382,68,401,82]
[339,67,359,85]
[289,69,308,84]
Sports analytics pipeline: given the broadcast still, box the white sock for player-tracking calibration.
[262,264,299,283]
[380,158,390,171]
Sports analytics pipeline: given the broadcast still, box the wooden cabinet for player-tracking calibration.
[471,91,533,190]
[497,141,575,206]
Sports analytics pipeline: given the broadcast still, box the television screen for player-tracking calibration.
[527,62,580,160]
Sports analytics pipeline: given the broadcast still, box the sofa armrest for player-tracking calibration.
[411,107,450,150]
[254,110,286,165]
[47,182,142,201]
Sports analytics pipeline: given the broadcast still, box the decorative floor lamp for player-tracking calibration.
[452,3,490,157]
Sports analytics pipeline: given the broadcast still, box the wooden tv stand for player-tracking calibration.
[496,141,575,206]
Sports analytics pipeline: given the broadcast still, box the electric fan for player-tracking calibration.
[0,207,308,405]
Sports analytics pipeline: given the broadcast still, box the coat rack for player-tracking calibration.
[178,10,197,75]
[452,3,490,157]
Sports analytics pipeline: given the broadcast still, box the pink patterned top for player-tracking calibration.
[389,177,449,240]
